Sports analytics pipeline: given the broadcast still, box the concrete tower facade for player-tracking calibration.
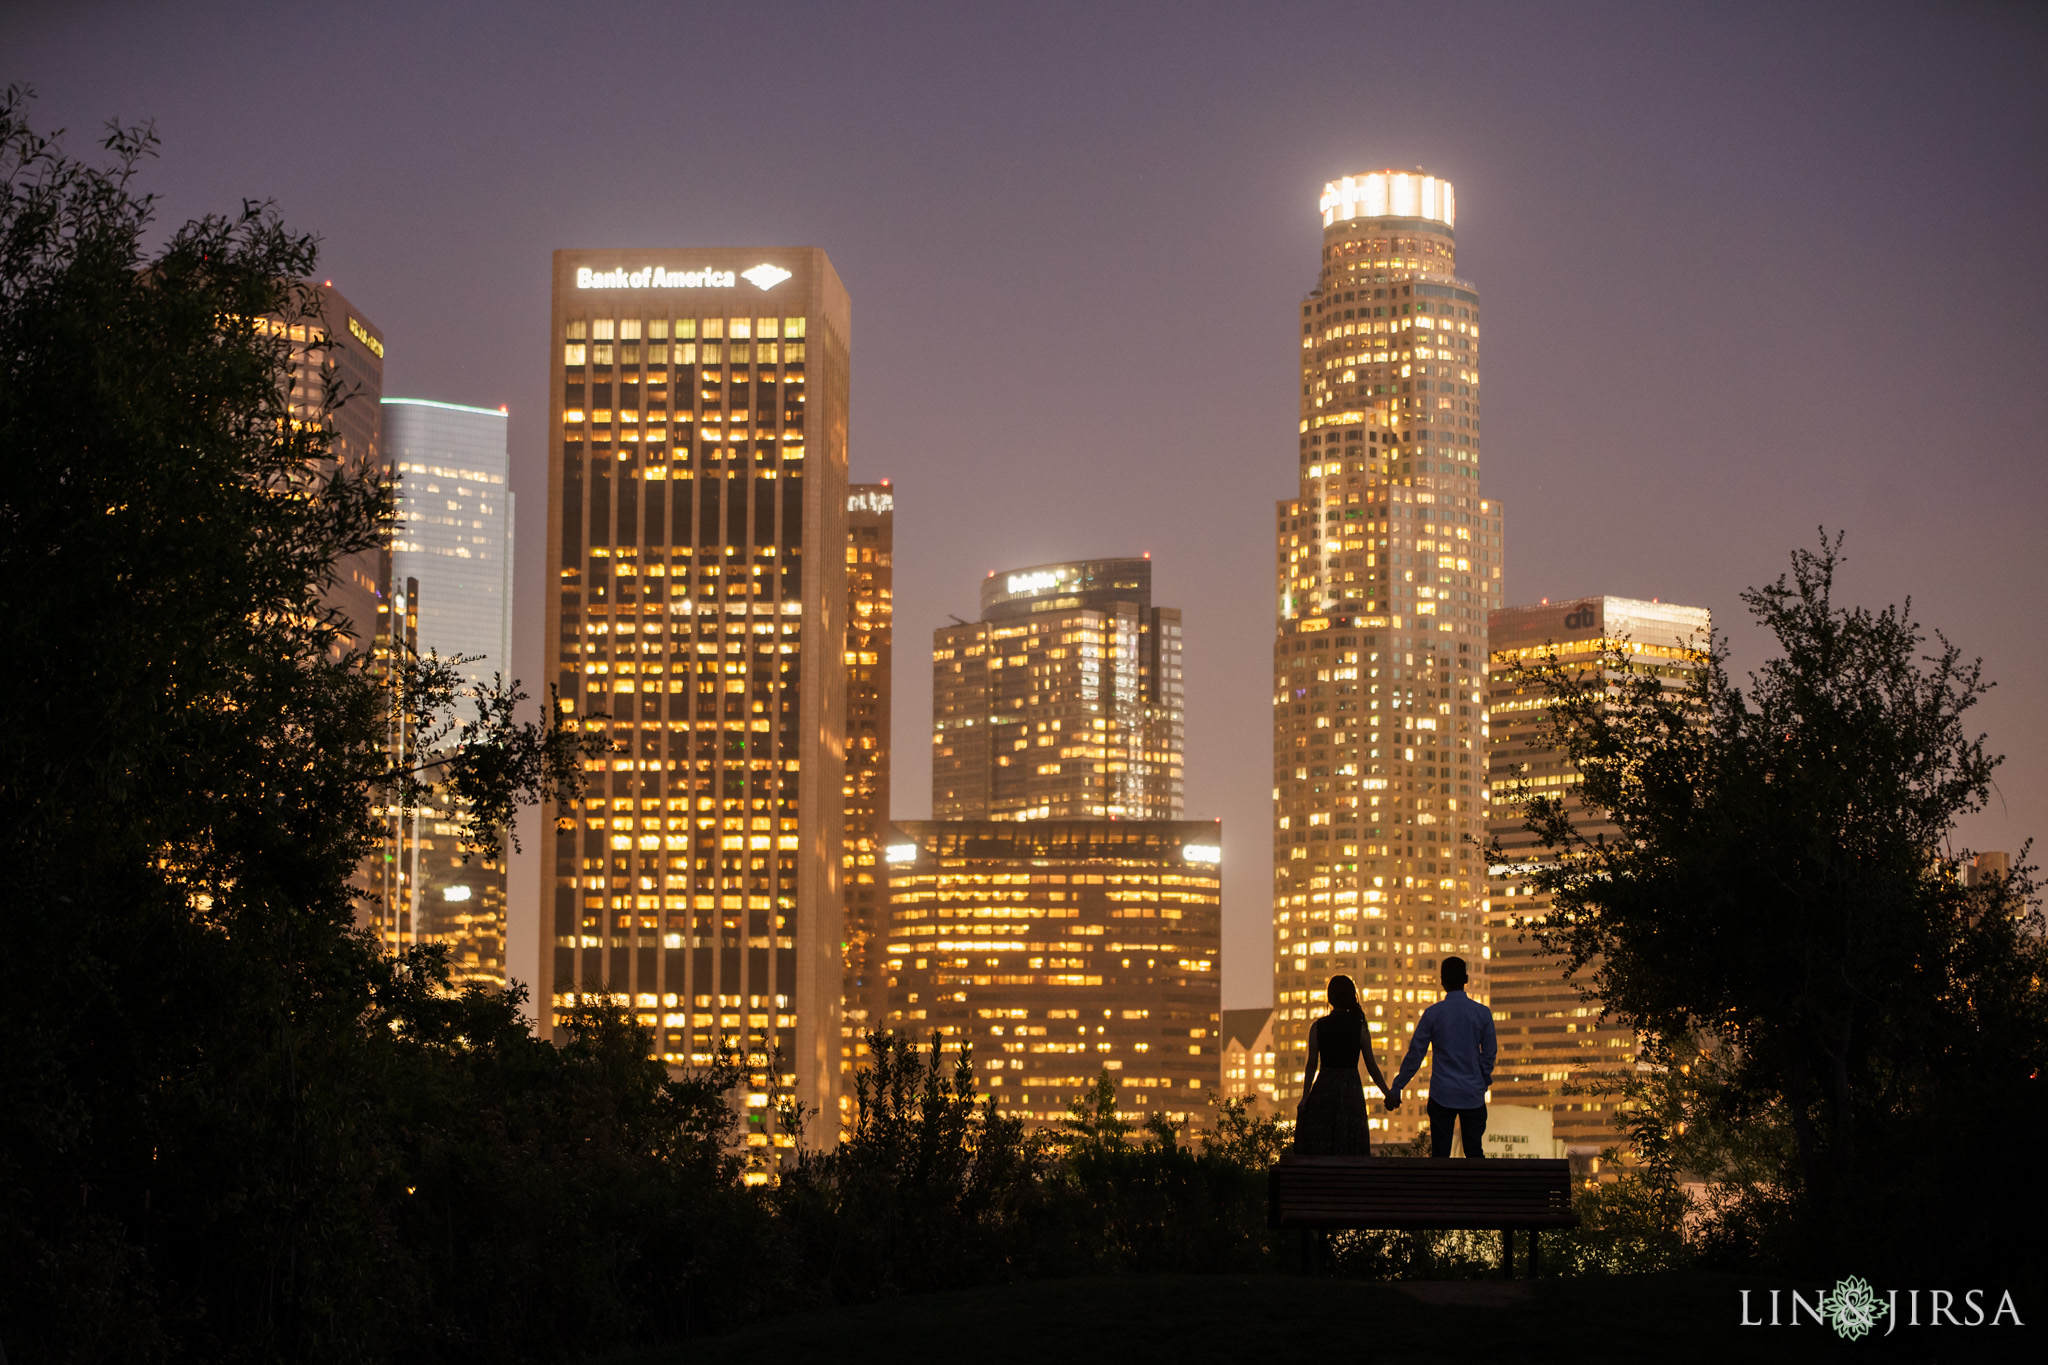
[1271,172,1505,1145]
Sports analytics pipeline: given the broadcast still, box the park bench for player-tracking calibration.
[1267,1155,1581,1278]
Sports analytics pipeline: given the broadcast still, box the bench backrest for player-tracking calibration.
[1268,1156,1578,1229]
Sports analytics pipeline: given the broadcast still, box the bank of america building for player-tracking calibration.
[541,249,851,1134]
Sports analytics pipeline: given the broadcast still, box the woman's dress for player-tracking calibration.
[1293,1013,1371,1155]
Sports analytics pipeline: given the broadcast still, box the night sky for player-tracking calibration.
[11,1,2044,1008]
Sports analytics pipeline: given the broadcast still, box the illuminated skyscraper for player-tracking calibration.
[932,557,1183,821]
[541,249,851,1130]
[1487,596,1709,1153]
[1271,172,1504,1145]
[381,397,515,986]
[840,482,894,1089]
[262,284,392,937]
[288,283,388,657]
[881,819,1221,1126]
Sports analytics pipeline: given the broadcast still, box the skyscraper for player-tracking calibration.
[932,557,1183,821]
[1487,595,1709,1153]
[292,283,388,658]
[541,248,851,1131]
[261,284,393,938]
[840,482,894,1091]
[1272,172,1505,1145]
[881,819,1221,1126]
[382,397,515,986]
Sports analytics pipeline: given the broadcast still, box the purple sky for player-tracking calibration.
[11,1,2045,1008]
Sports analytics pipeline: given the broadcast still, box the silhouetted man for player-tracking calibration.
[1388,955,1495,1158]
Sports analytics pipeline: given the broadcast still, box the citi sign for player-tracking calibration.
[1562,606,1597,630]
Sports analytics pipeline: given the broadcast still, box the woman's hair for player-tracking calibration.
[1326,974,1363,1020]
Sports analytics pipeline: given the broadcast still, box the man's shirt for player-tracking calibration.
[1392,988,1496,1110]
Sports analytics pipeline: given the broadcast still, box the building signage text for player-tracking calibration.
[578,266,736,290]
[348,315,384,358]
[1006,570,1065,596]
[575,263,793,292]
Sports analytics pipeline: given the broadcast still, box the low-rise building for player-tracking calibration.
[882,818,1222,1126]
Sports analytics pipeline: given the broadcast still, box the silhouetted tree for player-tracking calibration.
[0,89,627,1361]
[1493,534,2047,1270]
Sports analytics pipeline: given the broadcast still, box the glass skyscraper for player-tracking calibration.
[541,248,851,1138]
[932,557,1183,822]
[382,398,515,986]
[1271,172,1504,1145]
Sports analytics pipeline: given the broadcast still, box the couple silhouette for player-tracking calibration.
[1292,955,1496,1158]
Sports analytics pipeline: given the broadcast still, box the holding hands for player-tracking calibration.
[1382,1087,1402,1112]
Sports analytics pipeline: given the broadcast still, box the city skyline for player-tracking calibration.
[14,3,2041,1013]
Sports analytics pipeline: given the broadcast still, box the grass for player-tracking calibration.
[600,1269,2039,1363]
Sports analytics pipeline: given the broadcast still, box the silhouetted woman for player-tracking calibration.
[1293,974,1392,1155]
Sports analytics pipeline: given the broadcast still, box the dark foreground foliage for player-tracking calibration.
[772,1043,1289,1305]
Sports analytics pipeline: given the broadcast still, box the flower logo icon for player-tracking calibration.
[1822,1276,1887,1341]
[742,264,792,291]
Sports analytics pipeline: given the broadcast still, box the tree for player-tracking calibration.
[1495,535,2047,1268]
[0,89,605,1359]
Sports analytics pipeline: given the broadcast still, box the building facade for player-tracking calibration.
[541,248,851,1133]
[262,284,393,938]
[840,483,895,1093]
[932,558,1183,821]
[882,819,1222,1126]
[1272,172,1504,1145]
[287,283,388,657]
[1487,595,1710,1152]
[1220,1006,1279,1111]
[381,397,516,987]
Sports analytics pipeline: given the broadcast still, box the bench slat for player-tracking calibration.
[1267,1155,1582,1231]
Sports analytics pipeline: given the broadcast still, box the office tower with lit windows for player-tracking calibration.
[380,397,516,986]
[285,283,388,656]
[840,483,894,1088]
[932,558,1183,821]
[1271,172,1505,1145]
[261,284,387,655]
[261,285,393,934]
[881,819,1221,1126]
[541,249,851,1130]
[1487,596,1709,1153]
